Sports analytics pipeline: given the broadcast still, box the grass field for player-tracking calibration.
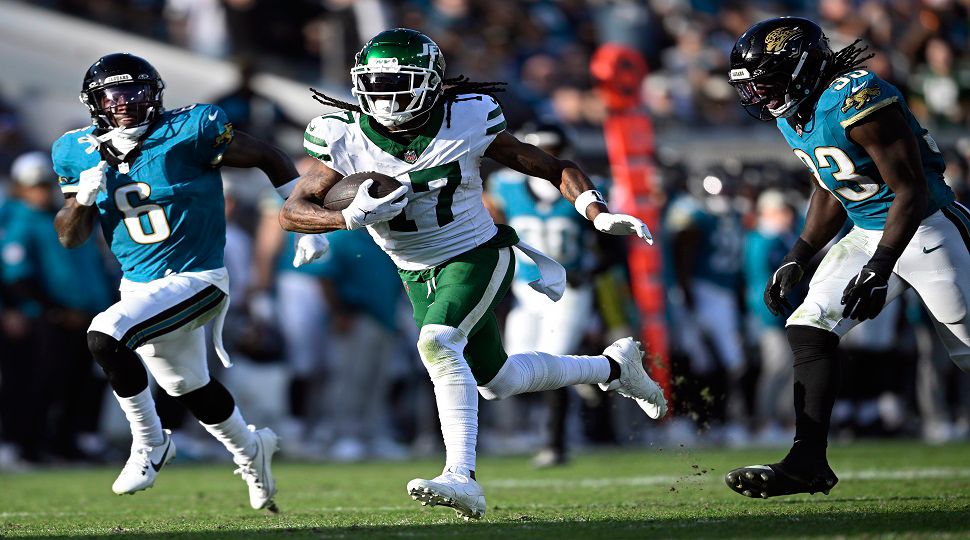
[2,441,969,539]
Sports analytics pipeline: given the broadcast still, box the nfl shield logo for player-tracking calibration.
[404,149,418,164]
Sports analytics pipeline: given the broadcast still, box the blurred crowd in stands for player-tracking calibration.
[1,0,969,469]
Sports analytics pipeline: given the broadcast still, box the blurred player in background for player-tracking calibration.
[0,152,113,464]
[726,17,970,498]
[664,166,746,442]
[281,28,665,520]
[487,121,598,467]
[743,190,800,443]
[52,53,327,510]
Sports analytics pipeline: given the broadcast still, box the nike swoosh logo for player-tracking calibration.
[923,245,943,254]
[151,439,171,472]
[850,82,867,93]
[208,111,219,121]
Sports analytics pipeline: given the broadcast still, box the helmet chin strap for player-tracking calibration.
[83,123,150,161]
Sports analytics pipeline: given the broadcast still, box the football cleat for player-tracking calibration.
[725,462,838,498]
[599,338,668,419]
[407,470,486,521]
[233,426,279,511]
[112,429,175,495]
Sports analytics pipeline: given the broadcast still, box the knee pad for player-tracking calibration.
[87,330,123,358]
[417,325,470,381]
[174,379,235,424]
[87,330,148,398]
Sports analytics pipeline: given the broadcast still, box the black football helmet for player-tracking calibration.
[728,17,832,121]
[80,53,164,129]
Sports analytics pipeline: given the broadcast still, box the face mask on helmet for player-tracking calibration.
[93,83,158,128]
[731,72,798,120]
[352,68,441,128]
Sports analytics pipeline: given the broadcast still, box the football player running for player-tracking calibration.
[53,53,327,510]
[280,29,667,520]
[725,18,970,498]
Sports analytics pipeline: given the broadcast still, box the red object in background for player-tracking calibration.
[591,44,671,399]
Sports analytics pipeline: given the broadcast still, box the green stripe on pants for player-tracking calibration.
[401,245,515,384]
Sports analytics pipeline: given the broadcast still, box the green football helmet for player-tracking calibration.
[351,28,446,128]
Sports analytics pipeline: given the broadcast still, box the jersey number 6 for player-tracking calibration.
[114,183,172,244]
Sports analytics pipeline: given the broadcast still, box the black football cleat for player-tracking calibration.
[724,462,838,499]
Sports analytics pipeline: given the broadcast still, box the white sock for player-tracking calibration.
[200,407,257,463]
[435,369,479,476]
[418,325,478,476]
[115,388,164,448]
[478,352,611,400]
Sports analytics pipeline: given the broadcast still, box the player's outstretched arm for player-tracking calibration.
[485,131,652,243]
[485,131,604,217]
[847,106,928,267]
[220,129,301,194]
[278,158,347,233]
[54,196,98,248]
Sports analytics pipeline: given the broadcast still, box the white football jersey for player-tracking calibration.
[303,94,508,270]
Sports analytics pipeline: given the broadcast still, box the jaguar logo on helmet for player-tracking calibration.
[765,27,803,53]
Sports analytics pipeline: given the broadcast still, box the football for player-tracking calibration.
[322,171,404,211]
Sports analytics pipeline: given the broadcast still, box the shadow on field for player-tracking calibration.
[6,507,969,539]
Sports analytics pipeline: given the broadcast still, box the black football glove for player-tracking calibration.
[841,246,898,321]
[841,266,890,321]
[764,259,805,317]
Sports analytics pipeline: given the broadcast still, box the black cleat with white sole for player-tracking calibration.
[725,462,838,498]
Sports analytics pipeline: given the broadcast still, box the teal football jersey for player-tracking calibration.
[777,70,952,230]
[52,105,233,282]
[490,170,589,284]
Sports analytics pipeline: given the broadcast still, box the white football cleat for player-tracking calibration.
[599,337,668,419]
[407,470,486,521]
[234,426,279,511]
[112,429,175,495]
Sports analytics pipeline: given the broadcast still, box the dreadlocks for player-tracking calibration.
[309,75,506,128]
[824,39,875,82]
[791,39,876,130]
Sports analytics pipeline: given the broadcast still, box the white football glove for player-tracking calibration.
[292,233,330,267]
[593,212,654,245]
[76,161,108,206]
[341,179,408,230]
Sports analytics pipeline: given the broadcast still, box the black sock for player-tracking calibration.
[174,379,236,425]
[603,356,621,382]
[784,325,840,468]
[87,331,148,398]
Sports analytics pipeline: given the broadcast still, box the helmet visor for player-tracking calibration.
[94,83,156,127]
[359,72,412,94]
[730,73,789,120]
